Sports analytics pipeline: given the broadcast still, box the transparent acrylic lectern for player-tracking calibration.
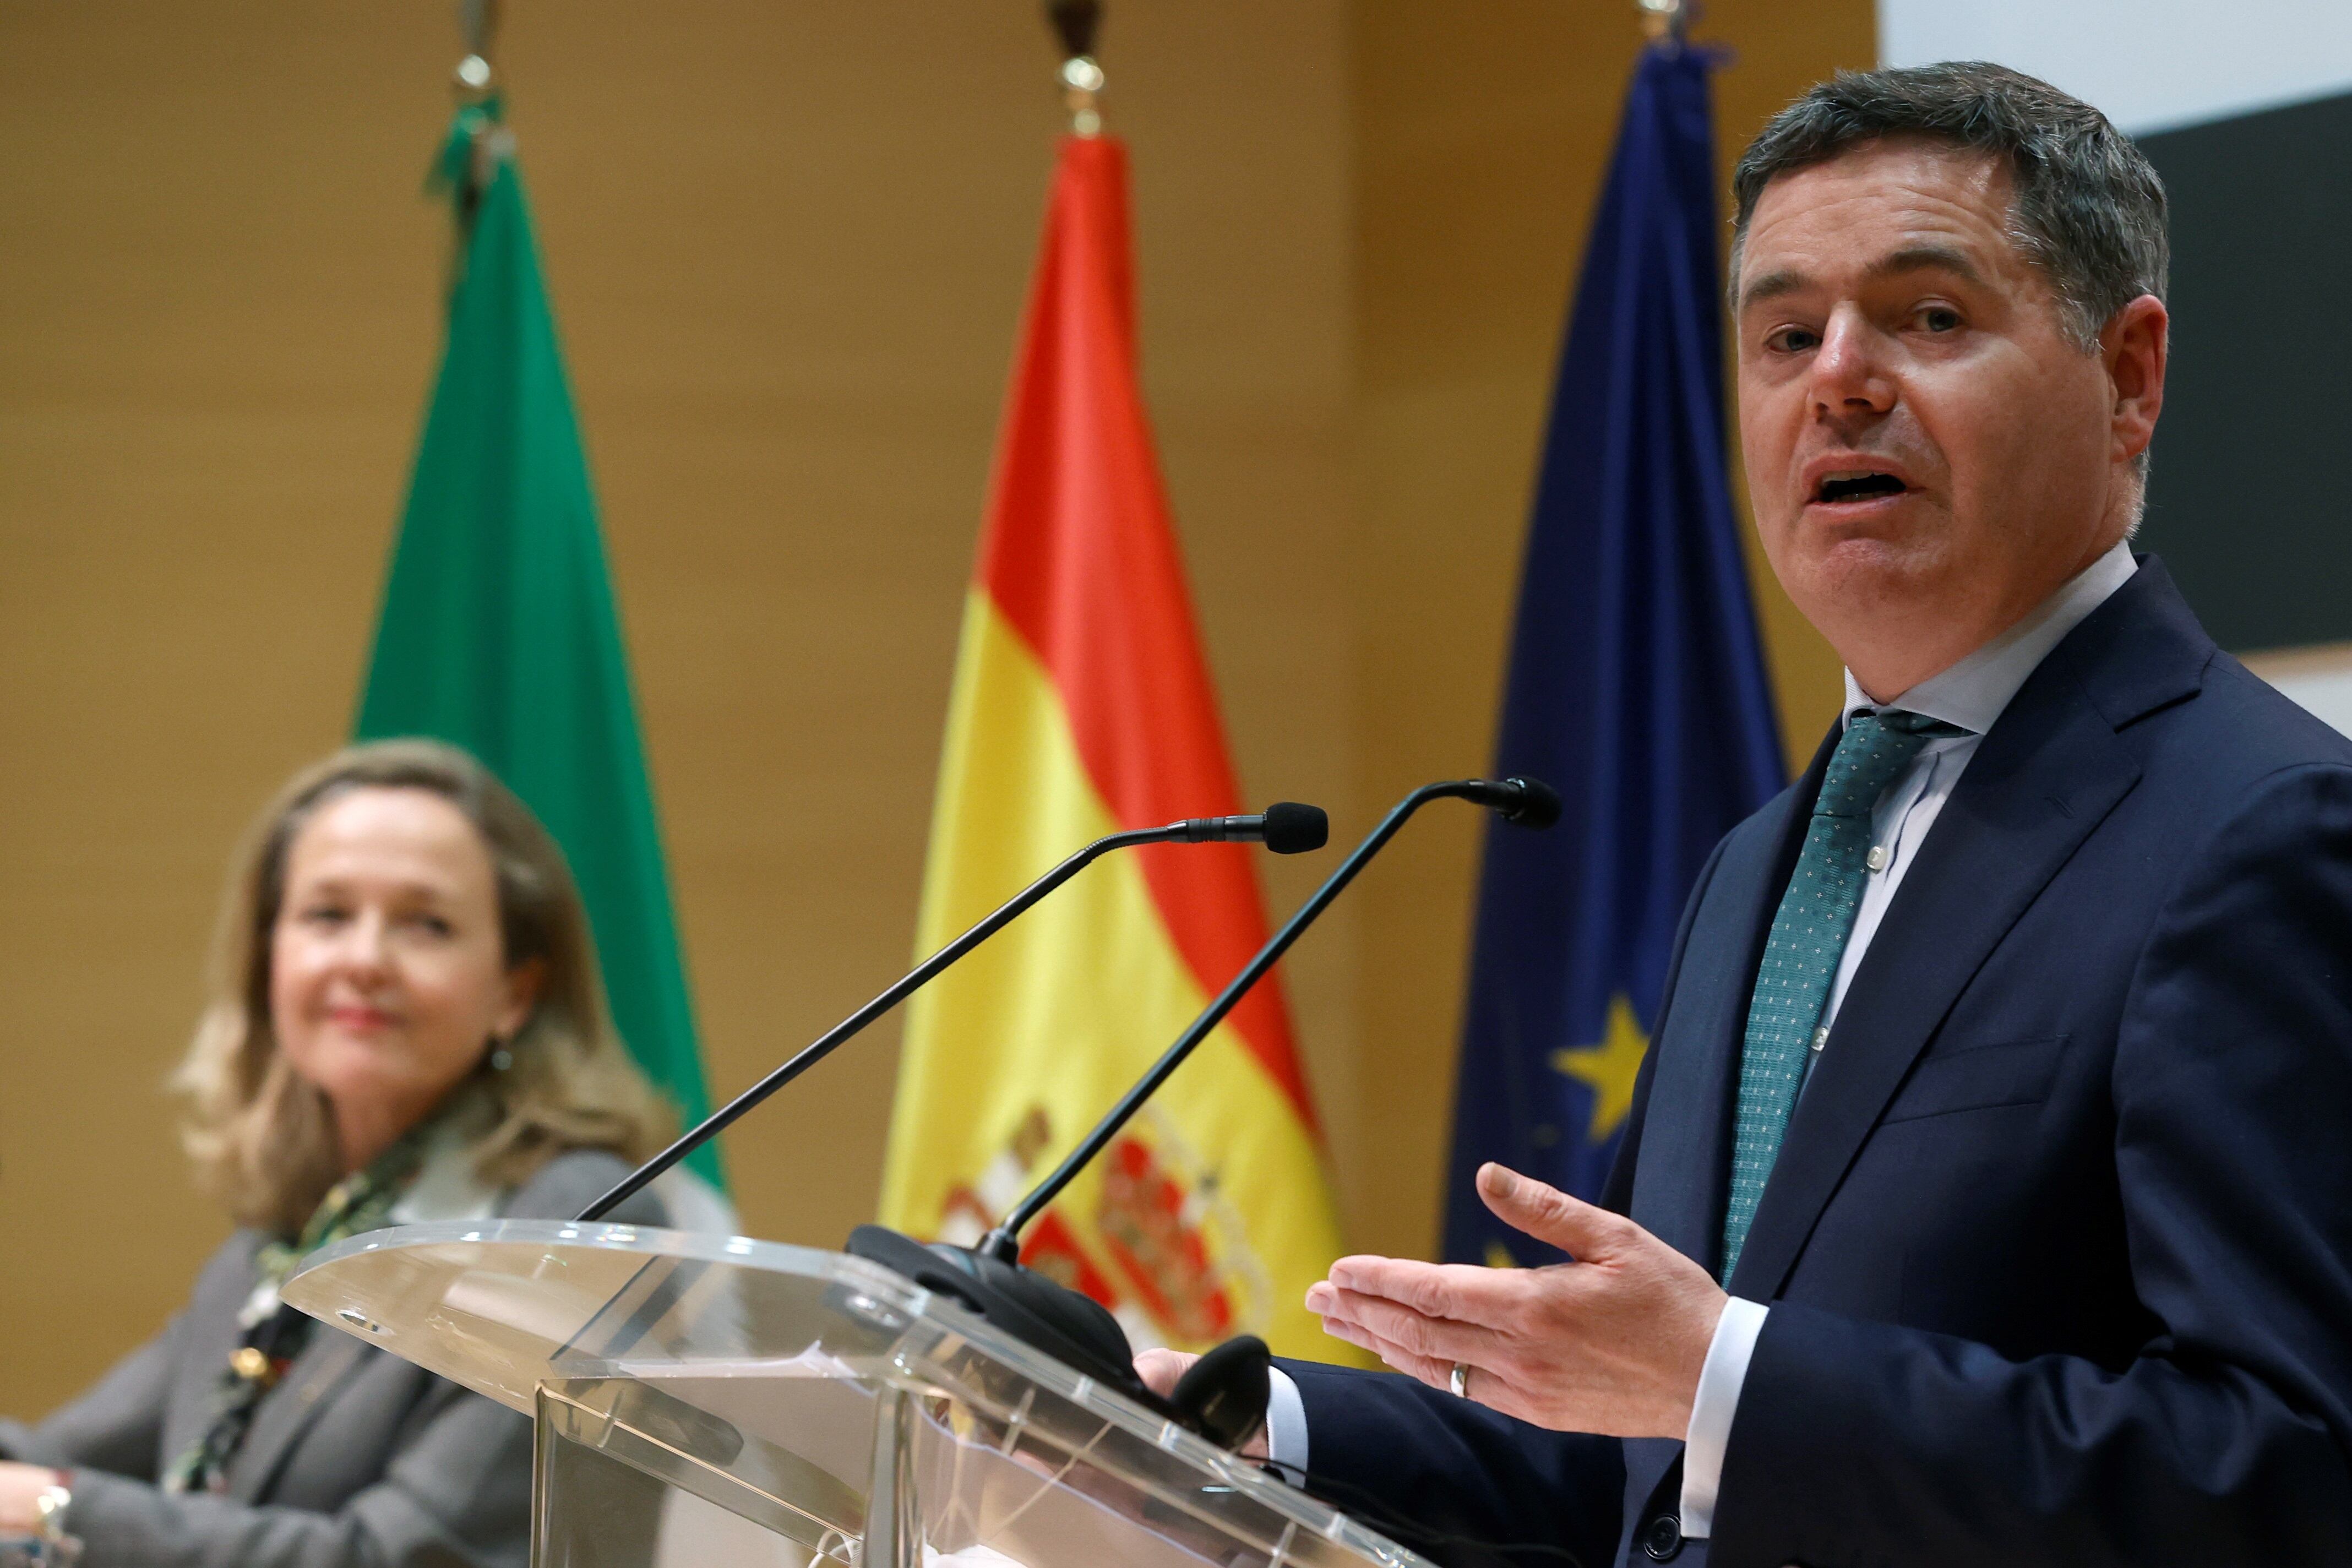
[284,1220,1426,1568]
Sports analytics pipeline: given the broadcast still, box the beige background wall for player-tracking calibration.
[0,1,1863,1419]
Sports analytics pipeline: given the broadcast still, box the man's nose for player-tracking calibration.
[1809,310,1896,416]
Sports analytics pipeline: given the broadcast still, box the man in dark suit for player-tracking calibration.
[1144,63,2352,1566]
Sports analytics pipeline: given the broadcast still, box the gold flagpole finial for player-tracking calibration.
[454,0,500,99]
[440,0,510,230]
[1046,0,1104,137]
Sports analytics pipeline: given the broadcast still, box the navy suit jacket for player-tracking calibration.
[1283,560,2352,1567]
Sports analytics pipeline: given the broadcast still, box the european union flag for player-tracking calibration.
[1442,40,1784,1266]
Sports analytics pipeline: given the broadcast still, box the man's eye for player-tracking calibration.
[1767,326,1820,353]
[301,906,349,925]
[1919,306,1962,333]
[405,914,455,938]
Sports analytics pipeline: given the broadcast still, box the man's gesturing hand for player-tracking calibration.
[1304,1163,1727,1438]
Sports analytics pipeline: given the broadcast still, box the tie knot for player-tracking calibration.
[1814,709,1962,819]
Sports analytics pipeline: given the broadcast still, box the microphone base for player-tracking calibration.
[847,1224,1141,1393]
[842,1225,1268,1451]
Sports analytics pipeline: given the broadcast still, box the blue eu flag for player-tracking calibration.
[1442,41,1784,1265]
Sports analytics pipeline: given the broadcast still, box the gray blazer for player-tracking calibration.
[0,1150,664,1568]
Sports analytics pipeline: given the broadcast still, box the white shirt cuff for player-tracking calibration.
[1263,1366,1310,1478]
[1679,1297,1768,1539]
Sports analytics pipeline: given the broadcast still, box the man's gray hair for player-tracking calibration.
[1730,62,2169,353]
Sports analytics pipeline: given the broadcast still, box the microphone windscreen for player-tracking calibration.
[1259,802,1329,854]
[1169,1333,1271,1450]
[1502,776,1562,830]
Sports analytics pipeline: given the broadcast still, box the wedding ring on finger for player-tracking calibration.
[1450,1362,1472,1399]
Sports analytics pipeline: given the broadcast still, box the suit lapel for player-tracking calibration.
[162,1241,264,1467]
[1721,571,2200,1303]
[1631,730,1834,1273]
[1712,562,2220,1297]
[226,1324,375,1502]
[1615,559,2209,1548]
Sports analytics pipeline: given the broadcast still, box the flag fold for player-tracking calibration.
[881,135,1341,1357]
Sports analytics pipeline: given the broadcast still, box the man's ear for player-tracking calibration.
[2103,292,2168,467]
[497,957,547,1040]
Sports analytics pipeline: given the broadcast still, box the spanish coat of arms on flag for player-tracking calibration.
[878,132,1344,1358]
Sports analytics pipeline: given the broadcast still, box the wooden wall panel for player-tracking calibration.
[0,0,1868,1419]
[0,0,1355,1418]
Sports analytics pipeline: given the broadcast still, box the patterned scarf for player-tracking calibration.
[161,1124,434,1494]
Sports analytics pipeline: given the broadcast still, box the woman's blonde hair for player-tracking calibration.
[174,739,676,1235]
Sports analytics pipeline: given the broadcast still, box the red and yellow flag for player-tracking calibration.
[879,134,1342,1357]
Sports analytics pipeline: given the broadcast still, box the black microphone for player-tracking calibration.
[577,802,1328,1222]
[1451,775,1563,829]
[980,776,1557,1257]
[1178,801,1329,851]
[845,776,1557,1447]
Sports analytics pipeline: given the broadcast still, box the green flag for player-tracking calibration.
[357,101,721,1187]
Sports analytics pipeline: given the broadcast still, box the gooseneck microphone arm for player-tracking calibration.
[978,776,1558,1261]
[579,802,1330,1222]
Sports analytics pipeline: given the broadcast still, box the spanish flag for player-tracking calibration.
[878,133,1342,1358]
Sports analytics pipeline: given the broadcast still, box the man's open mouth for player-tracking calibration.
[1815,470,1908,504]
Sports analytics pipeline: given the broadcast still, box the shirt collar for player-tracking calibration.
[1841,539,2138,736]
[388,1085,503,1224]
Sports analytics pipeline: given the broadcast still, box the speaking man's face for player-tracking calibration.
[1733,137,2160,695]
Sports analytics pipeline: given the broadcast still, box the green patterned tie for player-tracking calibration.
[1721,708,1962,1281]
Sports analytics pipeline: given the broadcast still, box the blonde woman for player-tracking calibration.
[0,741,677,1568]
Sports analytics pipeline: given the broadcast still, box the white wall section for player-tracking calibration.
[1878,0,2352,134]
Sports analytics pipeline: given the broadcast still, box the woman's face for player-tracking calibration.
[270,786,539,1162]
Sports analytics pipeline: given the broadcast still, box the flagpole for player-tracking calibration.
[1046,0,1104,135]
[448,0,504,226]
[455,0,498,93]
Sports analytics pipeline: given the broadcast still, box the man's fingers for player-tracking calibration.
[1132,1347,1198,1398]
[1320,1255,1515,1321]
[1477,1162,1624,1258]
[1316,1316,1545,1427]
[1316,1315,1451,1386]
[1310,1286,1504,1365]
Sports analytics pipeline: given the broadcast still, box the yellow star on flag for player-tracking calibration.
[1550,994,1649,1142]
